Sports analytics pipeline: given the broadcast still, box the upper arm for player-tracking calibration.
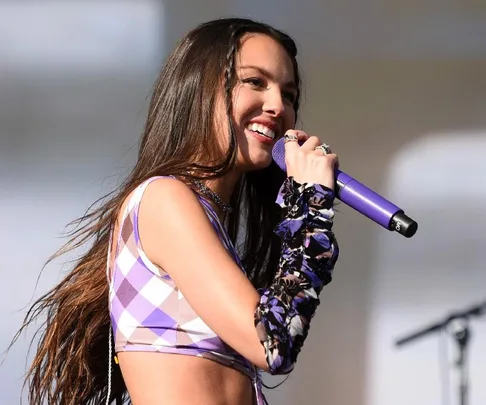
[137,177,268,370]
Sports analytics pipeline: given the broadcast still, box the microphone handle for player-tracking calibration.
[335,169,417,238]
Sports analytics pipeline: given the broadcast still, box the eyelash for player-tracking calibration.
[241,77,296,103]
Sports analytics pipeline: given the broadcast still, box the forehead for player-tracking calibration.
[236,34,295,82]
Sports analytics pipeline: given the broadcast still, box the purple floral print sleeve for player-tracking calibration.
[254,176,339,375]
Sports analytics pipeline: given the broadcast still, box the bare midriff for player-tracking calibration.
[118,352,256,405]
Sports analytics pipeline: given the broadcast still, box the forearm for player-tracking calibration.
[254,177,339,374]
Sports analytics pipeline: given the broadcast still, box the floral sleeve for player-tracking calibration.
[254,176,339,375]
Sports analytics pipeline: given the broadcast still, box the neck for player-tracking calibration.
[205,170,242,221]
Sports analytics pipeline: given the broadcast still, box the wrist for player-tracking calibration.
[277,177,335,214]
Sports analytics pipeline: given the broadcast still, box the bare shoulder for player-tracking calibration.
[140,176,200,213]
[136,176,222,268]
[113,176,195,237]
[138,176,209,240]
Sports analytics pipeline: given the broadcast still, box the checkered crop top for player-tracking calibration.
[107,175,339,405]
[107,176,254,374]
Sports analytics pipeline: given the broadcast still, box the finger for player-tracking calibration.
[334,155,340,170]
[326,153,338,163]
[313,151,339,169]
[284,129,308,142]
[283,129,308,152]
[325,153,340,170]
[300,136,322,150]
[313,143,333,156]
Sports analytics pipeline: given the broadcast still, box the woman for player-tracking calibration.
[13,18,339,405]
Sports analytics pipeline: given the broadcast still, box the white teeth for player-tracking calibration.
[247,123,275,139]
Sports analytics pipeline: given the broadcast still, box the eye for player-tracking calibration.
[282,91,296,104]
[241,77,265,88]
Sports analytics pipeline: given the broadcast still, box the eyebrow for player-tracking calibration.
[239,65,297,92]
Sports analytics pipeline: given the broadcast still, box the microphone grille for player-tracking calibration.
[272,138,287,172]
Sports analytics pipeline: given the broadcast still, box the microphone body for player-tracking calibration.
[272,138,417,238]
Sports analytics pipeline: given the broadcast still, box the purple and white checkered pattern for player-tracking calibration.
[107,177,261,392]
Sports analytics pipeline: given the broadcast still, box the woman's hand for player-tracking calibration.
[283,129,339,190]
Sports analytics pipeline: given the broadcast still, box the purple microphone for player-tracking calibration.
[272,138,418,238]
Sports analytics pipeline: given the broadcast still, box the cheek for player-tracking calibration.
[285,108,297,130]
[233,86,260,117]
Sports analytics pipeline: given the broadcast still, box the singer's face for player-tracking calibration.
[215,34,297,172]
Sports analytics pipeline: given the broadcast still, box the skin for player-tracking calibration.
[111,33,338,405]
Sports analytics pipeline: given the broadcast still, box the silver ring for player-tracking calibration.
[284,133,299,143]
[315,143,332,155]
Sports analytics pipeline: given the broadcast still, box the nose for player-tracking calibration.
[262,88,285,117]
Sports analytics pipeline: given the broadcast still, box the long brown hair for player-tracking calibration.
[10,18,301,404]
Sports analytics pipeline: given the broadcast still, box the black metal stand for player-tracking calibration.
[449,317,469,405]
[394,300,486,405]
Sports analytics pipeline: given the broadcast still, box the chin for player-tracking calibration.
[238,153,274,172]
[236,136,275,171]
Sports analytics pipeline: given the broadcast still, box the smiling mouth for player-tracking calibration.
[246,123,276,140]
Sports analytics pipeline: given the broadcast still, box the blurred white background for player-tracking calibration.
[1,1,485,404]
